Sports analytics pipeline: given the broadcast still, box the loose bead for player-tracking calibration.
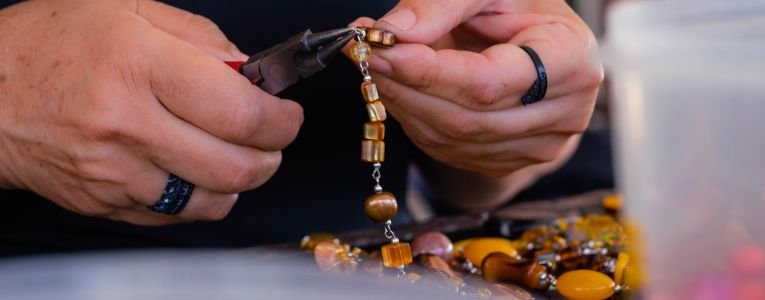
[300,232,338,251]
[350,41,372,62]
[411,231,454,262]
[314,241,358,274]
[361,81,380,102]
[364,122,385,141]
[614,252,630,285]
[364,191,397,223]
[366,100,387,122]
[414,254,456,277]
[381,241,413,268]
[462,237,518,267]
[361,140,385,163]
[481,253,551,290]
[556,270,617,300]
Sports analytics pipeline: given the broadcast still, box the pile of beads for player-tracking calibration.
[302,195,638,299]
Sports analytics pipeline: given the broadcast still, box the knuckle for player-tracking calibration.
[443,113,483,139]
[223,152,281,193]
[467,74,504,106]
[224,101,263,144]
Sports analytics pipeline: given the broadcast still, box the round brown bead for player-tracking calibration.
[364,192,398,223]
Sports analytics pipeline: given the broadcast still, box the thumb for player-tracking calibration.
[374,0,493,45]
[132,0,248,61]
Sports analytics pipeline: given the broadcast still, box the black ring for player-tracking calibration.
[148,174,195,215]
[519,45,548,105]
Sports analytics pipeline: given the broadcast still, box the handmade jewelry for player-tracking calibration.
[349,27,412,272]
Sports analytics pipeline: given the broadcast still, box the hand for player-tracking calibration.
[0,0,303,225]
[352,0,602,178]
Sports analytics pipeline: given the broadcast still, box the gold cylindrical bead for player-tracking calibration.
[364,122,385,140]
[361,82,379,102]
[366,101,387,122]
[361,140,385,162]
[363,27,396,48]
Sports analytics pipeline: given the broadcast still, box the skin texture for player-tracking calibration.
[0,0,304,225]
[351,0,603,210]
[0,0,602,225]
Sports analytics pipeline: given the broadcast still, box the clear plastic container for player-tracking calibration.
[605,0,765,298]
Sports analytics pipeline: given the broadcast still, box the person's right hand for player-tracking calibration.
[0,0,303,225]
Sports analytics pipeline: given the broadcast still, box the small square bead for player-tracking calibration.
[366,101,387,122]
[382,32,396,47]
[366,28,384,44]
[381,242,413,268]
[361,140,385,163]
[364,122,385,140]
[361,82,380,102]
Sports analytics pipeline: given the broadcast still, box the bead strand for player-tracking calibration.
[350,27,413,269]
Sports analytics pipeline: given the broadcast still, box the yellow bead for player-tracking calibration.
[350,41,372,62]
[453,238,474,258]
[381,242,413,268]
[462,237,518,267]
[361,82,380,102]
[361,140,385,163]
[366,100,387,122]
[364,122,385,140]
[614,252,630,285]
[556,270,616,300]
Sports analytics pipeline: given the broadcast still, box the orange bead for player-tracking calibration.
[364,122,385,140]
[361,140,385,163]
[366,101,387,122]
[556,270,616,300]
[614,252,630,285]
[381,242,413,268]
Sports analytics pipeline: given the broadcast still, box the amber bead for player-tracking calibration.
[602,194,623,211]
[382,31,396,47]
[415,254,456,277]
[462,237,518,267]
[300,232,338,251]
[481,253,552,290]
[363,27,396,47]
[381,242,413,268]
[350,41,372,62]
[361,140,385,163]
[366,100,387,122]
[411,231,454,262]
[363,192,397,223]
[363,122,385,141]
[556,270,616,300]
[314,241,358,274]
[361,81,380,103]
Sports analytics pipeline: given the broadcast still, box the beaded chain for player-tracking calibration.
[348,27,413,272]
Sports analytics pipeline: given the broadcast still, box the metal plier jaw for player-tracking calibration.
[226,27,357,95]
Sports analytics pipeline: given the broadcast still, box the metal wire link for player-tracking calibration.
[384,220,397,240]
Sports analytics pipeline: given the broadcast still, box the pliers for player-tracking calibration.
[225,27,357,95]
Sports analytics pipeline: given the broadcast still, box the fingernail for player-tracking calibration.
[379,9,416,31]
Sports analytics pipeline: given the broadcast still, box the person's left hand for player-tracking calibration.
[351,0,603,178]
